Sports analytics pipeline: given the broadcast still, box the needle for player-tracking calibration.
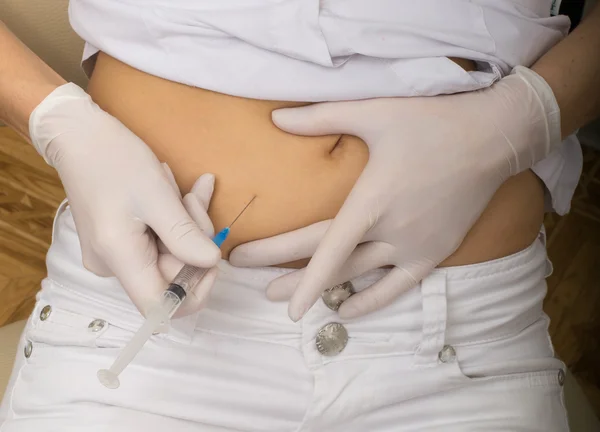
[228,195,257,229]
[96,195,258,390]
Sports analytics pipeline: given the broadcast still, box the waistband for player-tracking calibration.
[43,201,552,364]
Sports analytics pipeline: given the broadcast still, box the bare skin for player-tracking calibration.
[87,53,545,268]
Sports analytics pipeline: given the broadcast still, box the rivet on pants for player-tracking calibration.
[88,319,106,332]
[39,305,52,321]
[24,340,33,358]
[438,345,456,363]
[558,369,566,386]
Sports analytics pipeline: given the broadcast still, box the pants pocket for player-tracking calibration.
[26,300,134,350]
[458,362,566,391]
[449,361,569,431]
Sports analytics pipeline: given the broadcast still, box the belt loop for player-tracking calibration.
[538,225,554,277]
[51,198,70,242]
[413,271,448,367]
[538,224,548,246]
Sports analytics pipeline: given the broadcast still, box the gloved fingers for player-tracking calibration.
[229,220,331,267]
[229,167,383,270]
[183,195,215,238]
[177,266,219,317]
[266,242,394,301]
[265,270,302,302]
[80,240,113,277]
[183,173,215,238]
[161,163,182,199]
[190,173,216,210]
[287,202,373,321]
[156,170,219,315]
[156,173,216,254]
[146,182,220,268]
[337,263,432,319]
[157,238,169,254]
[101,230,167,316]
[272,101,367,138]
[158,254,219,317]
[285,170,386,321]
[157,252,181,280]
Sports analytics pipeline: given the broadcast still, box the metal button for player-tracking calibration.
[316,323,348,356]
[558,369,565,386]
[322,281,355,311]
[39,305,52,321]
[438,345,456,363]
[88,319,106,332]
[24,340,33,358]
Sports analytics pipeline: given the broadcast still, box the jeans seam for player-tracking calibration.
[0,332,28,431]
[559,386,572,432]
[468,369,563,387]
[292,312,319,432]
[432,233,544,279]
[445,256,545,281]
[450,312,544,347]
[45,278,138,317]
[321,349,417,365]
[193,327,301,350]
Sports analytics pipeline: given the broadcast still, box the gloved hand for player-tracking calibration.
[156,167,220,317]
[29,83,221,315]
[230,66,561,321]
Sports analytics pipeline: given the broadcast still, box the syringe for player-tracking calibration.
[97,196,256,389]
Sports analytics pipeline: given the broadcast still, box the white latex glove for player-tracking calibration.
[157,168,220,317]
[230,66,561,321]
[29,83,221,315]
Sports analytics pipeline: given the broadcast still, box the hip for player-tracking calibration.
[1,203,568,431]
[0,203,568,431]
[42,201,556,352]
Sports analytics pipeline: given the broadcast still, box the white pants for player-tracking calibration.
[0,201,569,431]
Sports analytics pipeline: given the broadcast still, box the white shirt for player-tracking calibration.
[68,0,582,214]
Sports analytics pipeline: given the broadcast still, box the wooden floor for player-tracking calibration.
[0,127,65,324]
[1,125,599,416]
[544,146,600,416]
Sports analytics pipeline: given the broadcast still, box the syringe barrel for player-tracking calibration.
[169,265,209,297]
